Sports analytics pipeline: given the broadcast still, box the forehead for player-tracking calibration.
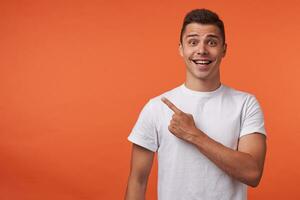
[183,23,222,39]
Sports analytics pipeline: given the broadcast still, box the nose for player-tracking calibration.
[196,42,208,55]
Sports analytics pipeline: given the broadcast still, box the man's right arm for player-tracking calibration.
[125,143,155,200]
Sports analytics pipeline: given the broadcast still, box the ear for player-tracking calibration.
[179,43,183,57]
[222,43,227,57]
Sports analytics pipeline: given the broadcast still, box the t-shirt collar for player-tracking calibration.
[180,83,224,97]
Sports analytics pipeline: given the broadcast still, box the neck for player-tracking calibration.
[184,75,221,92]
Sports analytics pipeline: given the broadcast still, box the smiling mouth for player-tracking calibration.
[192,59,212,65]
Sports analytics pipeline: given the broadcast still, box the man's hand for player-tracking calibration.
[161,97,202,141]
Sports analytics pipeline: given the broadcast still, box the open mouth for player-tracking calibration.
[192,59,212,65]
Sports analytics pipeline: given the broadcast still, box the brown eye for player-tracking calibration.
[208,40,217,46]
[188,39,199,46]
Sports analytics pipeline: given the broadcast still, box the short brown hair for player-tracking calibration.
[180,9,226,44]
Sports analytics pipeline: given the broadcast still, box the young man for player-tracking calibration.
[125,9,267,200]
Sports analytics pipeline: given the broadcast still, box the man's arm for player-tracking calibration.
[125,143,155,200]
[190,132,266,187]
[161,97,267,187]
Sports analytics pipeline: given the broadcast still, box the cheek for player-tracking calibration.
[211,48,224,58]
[184,54,193,63]
[182,49,194,59]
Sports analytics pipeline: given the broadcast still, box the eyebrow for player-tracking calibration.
[186,34,200,38]
[186,34,220,39]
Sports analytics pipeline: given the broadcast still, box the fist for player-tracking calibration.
[161,97,200,141]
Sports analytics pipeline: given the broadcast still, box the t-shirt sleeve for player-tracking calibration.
[127,99,159,152]
[240,95,267,137]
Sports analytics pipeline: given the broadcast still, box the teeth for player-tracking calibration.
[194,60,211,64]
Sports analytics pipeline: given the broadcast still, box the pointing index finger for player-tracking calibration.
[161,97,182,114]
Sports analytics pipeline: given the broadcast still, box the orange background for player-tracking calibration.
[1,0,300,199]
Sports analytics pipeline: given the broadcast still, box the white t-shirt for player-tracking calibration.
[128,83,266,200]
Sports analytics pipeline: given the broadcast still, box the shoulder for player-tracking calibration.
[222,84,258,104]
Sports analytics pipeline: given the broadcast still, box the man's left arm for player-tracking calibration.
[161,97,267,187]
[189,131,266,187]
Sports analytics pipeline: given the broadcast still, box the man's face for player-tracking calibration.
[179,23,227,81]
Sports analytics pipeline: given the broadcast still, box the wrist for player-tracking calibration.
[186,128,206,144]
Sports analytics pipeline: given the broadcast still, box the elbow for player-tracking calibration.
[245,169,263,188]
[129,172,149,186]
[248,179,260,188]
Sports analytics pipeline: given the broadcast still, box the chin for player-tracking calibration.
[195,75,211,80]
[186,65,219,80]
[195,66,220,80]
[189,73,210,81]
[194,70,212,79]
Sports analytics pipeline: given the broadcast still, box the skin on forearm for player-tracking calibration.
[125,144,154,200]
[125,176,147,200]
[187,130,262,187]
